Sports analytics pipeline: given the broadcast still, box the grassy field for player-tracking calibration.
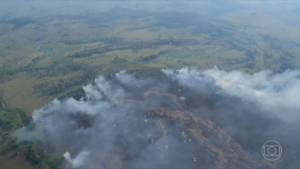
[0,1,300,168]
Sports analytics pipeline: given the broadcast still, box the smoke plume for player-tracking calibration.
[15,67,300,168]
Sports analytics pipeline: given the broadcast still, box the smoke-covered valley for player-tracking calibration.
[14,67,300,169]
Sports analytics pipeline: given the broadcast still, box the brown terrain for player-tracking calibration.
[78,91,263,169]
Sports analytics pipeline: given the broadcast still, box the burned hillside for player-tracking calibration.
[14,68,300,169]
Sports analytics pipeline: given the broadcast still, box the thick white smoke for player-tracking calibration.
[163,67,300,124]
[14,67,300,168]
[63,151,90,168]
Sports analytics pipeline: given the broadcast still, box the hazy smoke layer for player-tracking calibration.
[164,67,300,124]
[17,67,300,168]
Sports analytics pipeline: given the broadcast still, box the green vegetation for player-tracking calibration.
[0,1,299,168]
[0,105,63,168]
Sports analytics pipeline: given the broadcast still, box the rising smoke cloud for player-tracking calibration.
[164,67,300,124]
[14,67,300,168]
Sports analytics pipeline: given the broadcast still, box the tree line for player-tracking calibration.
[65,37,199,58]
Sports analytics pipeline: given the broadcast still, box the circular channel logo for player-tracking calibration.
[262,140,282,161]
